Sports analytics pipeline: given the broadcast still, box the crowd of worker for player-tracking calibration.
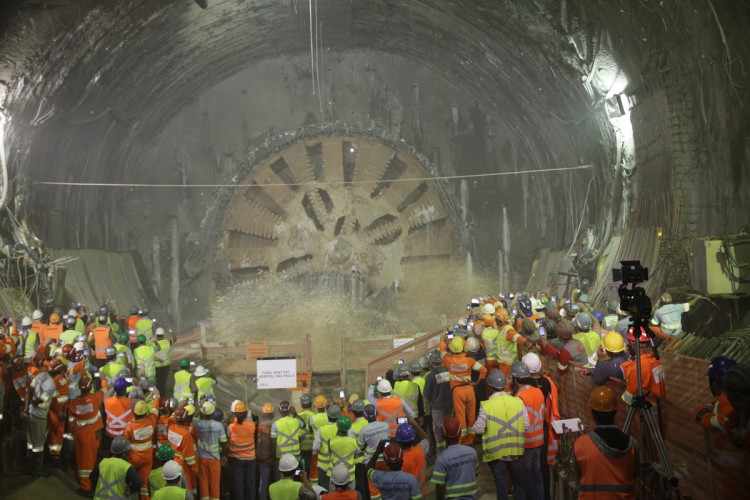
[0,291,746,500]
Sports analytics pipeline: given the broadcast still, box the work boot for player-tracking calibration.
[32,451,49,477]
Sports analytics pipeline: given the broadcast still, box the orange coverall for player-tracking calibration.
[67,390,103,492]
[168,421,198,491]
[48,372,70,458]
[442,353,487,444]
[125,413,158,500]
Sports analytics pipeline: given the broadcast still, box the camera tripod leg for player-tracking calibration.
[642,405,673,478]
[623,404,635,434]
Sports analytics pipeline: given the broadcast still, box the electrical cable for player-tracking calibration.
[35,164,594,190]
[308,0,316,97]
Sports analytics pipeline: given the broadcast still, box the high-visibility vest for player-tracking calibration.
[479,393,525,462]
[173,370,192,401]
[574,432,636,499]
[269,478,302,500]
[393,380,419,413]
[152,485,188,500]
[297,409,315,451]
[101,361,125,384]
[135,318,153,339]
[114,343,132,365]
[168,423,197,467]
[154,339,171,368]
[68,392,104,432]
[60,329,80,346]
[75,317,86,333]
[157,415,171,444]
[41,323,62,345]
[317,422,338,472]
[443,353,481,386]
[274,415,302,457]
[481,327,500,360]
[94,457,131,499]
[311,411,329,431]
[329,435,358,483]
[195,376,215,400]
[375,396,406,437]
[516,385,545,448]
[495,325,518,365]
[23,330,40,360]
[412,376,426,414]
[125,415,156,453]
[542,374,560,465]
[621,353,665,401]
[349,416,368,441]
[134,344,156,380]
[93,326,113,360]
[228,418,256,459]
[104,396,133,437]
[149,467,166,493]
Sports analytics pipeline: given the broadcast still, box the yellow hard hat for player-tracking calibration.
[230,400,247,413]
[589,386,617,412]
[348,393,360,405]
[314,395,328,410]
[481,314,495,327]
[449,336,465,354]
[603,331,625,353]
[184,404,196,417]
[261,403,274,415]
[134,400,149,416]
[495,308,509,324]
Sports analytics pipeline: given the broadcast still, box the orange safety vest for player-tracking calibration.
[322,490,359,500]
[442,353,482,387]
[620,352,665,400]
[168,422,197,486]
[156,415,172,445]
[68,392,104,432]
[104,396,133,437]
[125,414,157,453]
[227,418,256,460]
[127,315,139,330]
[543,374,560,464]
[375,396,406,437]
[42,323,63,345]
[574,432,636,499]
[51,373,70,410]
[92,326,113,360]
[517,385,545,448]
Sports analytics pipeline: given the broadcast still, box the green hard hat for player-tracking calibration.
[118,332,129,344]
[137,334,147,344]
[337,416,352,434]
[155,443,174,462]
[179,359,190,370]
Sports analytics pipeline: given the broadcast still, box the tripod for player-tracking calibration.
[621,316,680,497]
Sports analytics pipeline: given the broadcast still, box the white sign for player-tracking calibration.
[256,358,297,389]
[552,418,583,434]
[393,338,414,352]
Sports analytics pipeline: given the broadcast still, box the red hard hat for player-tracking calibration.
[382,441,403,466]
[442,416,462,440]
[626,326,650,344]
[61,344,74,358]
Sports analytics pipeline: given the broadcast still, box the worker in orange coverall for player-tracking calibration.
[442,336,487,444]
[67,374,103,494]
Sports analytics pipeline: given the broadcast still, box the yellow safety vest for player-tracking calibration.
[298,410,315,451]
[275,416,302,457]
[317,422,338,472]
[311,412,329,431]
[349,417,368,440]
[60,329,80,346]
[135,318,153,340]
[495,325,518,365]
[94,457,130,499]
[329,435,358,483]
[134,344,156,380]
[393,380,419,413]
[480,393,525,462]
[173,370,192,401]
[412,376,427,414]
[195,376,216,400]
[481,327,500,360]
[24,330,40,359]
[101,361,125,382]
[154,339,171,368]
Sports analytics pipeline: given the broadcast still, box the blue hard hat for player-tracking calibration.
[593,311,605,324]
[518,297,532,317]
[113,377,129,393]
[363,404,377,420]
[395,423,417,444]
[708,356,737,386]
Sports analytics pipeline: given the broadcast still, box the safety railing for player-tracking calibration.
[365,328,445,385]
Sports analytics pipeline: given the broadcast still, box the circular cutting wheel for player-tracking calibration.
[221,135,460,294]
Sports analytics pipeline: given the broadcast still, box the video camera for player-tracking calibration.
[613,260,652,321]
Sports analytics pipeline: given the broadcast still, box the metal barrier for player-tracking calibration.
[365,328,445,385]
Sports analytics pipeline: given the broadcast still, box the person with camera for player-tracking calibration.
[270,453,310,500]
[366,439,421,500]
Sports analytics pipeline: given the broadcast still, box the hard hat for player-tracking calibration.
[593,310,605,323]
[511,361,530,379]
[137,334,147,344]
[574,312,593,332]
[261,403,274,415]
[300,394,312,407]
[184,404,196,417]
[408,361,422,375]
[201,401,216,416]
[278,401,291,413]
[486,369,506,390]
[589,385,617,412]
[465,336,480,353]
[279,453,299,472]
[363,404,377,420]
[179,359,190,370]
[495,308,510,324]
[481,314,495,327]
[531,297,545,311]
[111,436,131,455]
[113,377,129,393]
[64,316,76,328]
[518,297,533,317]
[395,366,411,380]
[117,332,129,344]
[427,349,442,366]
[481,303,495,316]
[49,312,61,323]
[331,463,351,486]
[230,400,248,414]
[382,441,403,466]
[155,327,165,337]
[448,336,465,354]
[376,379,392,394]
[32,309,43,321]
[522,352,542,374]
[470,298,481,307]
[67,309,78,317]
[105,346,116,357]
[337,416,352,434]
[708,356,737,386]
[134,400,150,416]
[555,320,574,340]
[21,316,32,327]
[61,343,74,358]
[194,365,209,377]
[313,394,328,409]
[155,443,175,462]
[442,416,462,440]
[326,404,342,420]
[602,332,625,353]
[351,399,366,413]
[395,423,416,444]
[348,393,360,405]
[162,460,182,481]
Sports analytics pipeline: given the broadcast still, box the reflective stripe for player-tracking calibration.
[56,395,69,404]
[106,409,132,435]
[130,441,152,451]
[77,414,102,427]
[579,484,634,492]
[484,411,523,446]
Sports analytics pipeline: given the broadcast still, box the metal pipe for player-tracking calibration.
[170,217,180,332]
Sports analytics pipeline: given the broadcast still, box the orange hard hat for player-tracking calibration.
[589,385,618,412]
[261,403,274,415]
[314,394,328,410]
[230,400,248,413]
[495,308,509,324]
[482,314,495,327]
[49,312,61,324]
[442,416,462,440]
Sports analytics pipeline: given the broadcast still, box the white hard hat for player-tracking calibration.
[162,460,182,481]
[155,327,166,337]
[32,310,43,321]
[376,379,392,394]
[331,463,350,486]
[531,297,544,311]
[279,453,299,472]
[465,336,480,353]
[67,309,78,317]
[73,341,86,352]
[522,352,542,374]
[559,308,567,318]
[194,365,209,377]
[21,317,32,327]
[481,303,495,316]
